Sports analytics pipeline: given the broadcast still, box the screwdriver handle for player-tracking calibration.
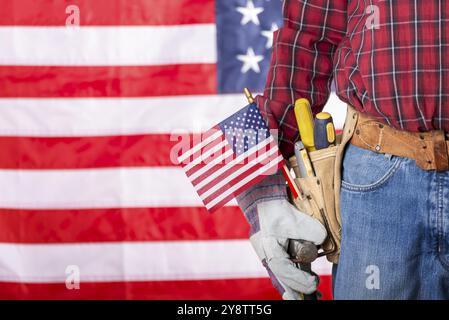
[314,112,336,150]
[294,99,316,152]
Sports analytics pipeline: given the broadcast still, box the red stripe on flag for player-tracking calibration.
[189,139,275,187]
[206,160,284,213]
[188,148,235,185]
[198,151,281,199]
[185,144,232,178]
[0,64,216,98]
[0,276,332,300]
[0,279,280,300]
[0,134,237,169]
[0,0,215,26]
[183,136,228,171]
[0,134,189,169]
[201,127,223,142]
[0,207,247,244]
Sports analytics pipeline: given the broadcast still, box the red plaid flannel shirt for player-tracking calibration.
[256,0,449,158]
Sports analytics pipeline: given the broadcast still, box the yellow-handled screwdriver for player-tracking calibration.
[292,98,319,300]
[294,98,315,152]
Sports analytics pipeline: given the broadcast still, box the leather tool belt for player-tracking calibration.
[288,106,359,263]
[351,111,449,172]
[287,105,449,264]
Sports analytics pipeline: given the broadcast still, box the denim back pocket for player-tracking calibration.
[341,144,403,192]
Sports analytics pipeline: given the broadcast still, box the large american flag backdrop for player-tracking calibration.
[0,0,343,299]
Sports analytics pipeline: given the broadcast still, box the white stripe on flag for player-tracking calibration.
[200,146,279,199]
[178,131,223,163]
[0,240,332,283]
[0,95,244,137]
[196,136,274,190]
[0,25,216,66]
[206,155,283,209]
[183,139,229,172]
[194,136,275,190]
[0,94,346,137]
[188,149,234,182]
[0,240,264,282]
[0,167,236,209]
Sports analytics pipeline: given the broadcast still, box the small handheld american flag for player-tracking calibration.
[178,98,285,212]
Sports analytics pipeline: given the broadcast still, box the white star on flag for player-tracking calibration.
[236,0,264,26]
[261,23,279,49]
[237,47,264,73]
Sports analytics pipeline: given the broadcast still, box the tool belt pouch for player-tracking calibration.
[288,106,359,263]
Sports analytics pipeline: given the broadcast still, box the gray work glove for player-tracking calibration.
[252,200,327,299]
[237,173,327,300]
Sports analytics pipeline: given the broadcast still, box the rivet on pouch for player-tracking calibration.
[375,145,381,152]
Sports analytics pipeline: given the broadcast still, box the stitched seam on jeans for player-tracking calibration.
[437,174,449,271]
[340,157,403,192]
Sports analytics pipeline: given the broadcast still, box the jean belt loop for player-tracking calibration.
[431,130,449,172]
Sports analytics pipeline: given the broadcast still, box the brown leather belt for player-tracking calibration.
[350,111,449,171]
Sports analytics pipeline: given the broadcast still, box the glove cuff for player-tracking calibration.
[236,171,287,234]
[236,170,287,212]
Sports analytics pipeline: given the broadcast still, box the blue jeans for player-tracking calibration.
[333,144,449,299]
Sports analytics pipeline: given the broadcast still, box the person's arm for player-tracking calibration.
[236,0,348,300]
[257,0,348,158]
[238,0,348,206]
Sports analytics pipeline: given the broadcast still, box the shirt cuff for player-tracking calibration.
[236,170,287,214]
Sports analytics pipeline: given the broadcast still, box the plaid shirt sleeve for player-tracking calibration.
[256,0,348,158]
[237,1,348,209]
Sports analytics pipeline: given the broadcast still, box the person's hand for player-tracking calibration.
[244,199,327,300]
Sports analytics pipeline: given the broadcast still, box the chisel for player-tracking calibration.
[294,141,315,178]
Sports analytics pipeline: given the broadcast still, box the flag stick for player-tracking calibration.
[243,87,254,104]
